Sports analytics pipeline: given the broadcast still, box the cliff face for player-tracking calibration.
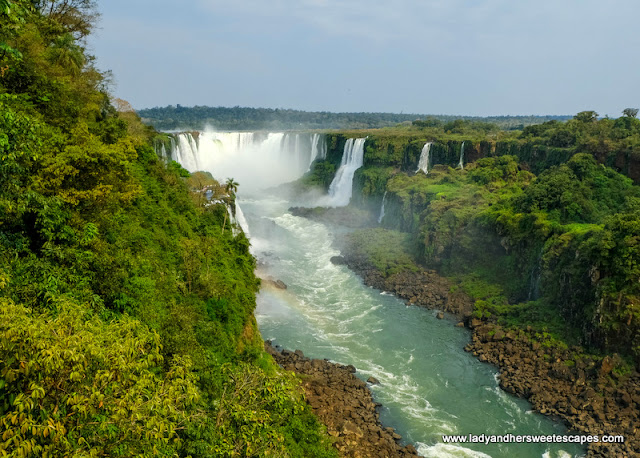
[306,133,640,368]
[317,132,640,198]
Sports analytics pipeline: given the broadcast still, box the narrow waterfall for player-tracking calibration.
[416,142,432,174]
[458,141,465,169]
[235,201,251,237]
[378,191,387,224]
[308,133,327,169]
[317,134,327,160]
[169,131,326,192]
[528,248,544,301]
[323,138,366,207]
[154,140,168,160]
[226,205,239,236]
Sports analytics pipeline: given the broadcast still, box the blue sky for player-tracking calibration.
[89,0,639,116]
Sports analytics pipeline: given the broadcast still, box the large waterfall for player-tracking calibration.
[166,131,327,192]
[416,142,432,174]
[458,141,465,169]
[321,138,366,207]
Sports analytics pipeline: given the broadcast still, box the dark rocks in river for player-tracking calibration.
[265,342,420,458]
[330,255,347,265]
[261,276,287,289]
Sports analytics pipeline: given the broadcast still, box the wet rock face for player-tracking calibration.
[265,342,420,458]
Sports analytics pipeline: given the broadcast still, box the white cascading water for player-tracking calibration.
[235,201,251,237]
[226,206,240,236]
[169,131,327,193]
[417,142,432,174]
[174,133,200,171]
[321,138,366,207]
[155,142,168,160]
[458,141,465,169]
[378,191,387,224]
[308,133,327,169]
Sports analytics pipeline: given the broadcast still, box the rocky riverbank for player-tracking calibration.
[333,241,640,457]
[265,342,420,458]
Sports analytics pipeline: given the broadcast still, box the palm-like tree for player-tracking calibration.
[225,177,239,197]
[221,178,239,234]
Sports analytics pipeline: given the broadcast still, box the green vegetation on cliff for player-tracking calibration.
[0,2,336,456]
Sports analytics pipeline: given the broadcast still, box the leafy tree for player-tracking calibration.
[623,108,639,118]
[574,110,598,123]
[0,299,202,457]
[46,32,84,73]
[32,0,98,39]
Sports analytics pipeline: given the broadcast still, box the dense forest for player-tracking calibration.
[138,105,570,132]
[304,112,640,366]
[0,1,336,456]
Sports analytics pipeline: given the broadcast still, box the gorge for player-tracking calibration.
[165,130,589,457]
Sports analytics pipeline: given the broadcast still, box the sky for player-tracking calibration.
[88,0,640,117]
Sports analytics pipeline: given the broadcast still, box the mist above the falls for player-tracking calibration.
[172,130,326,195]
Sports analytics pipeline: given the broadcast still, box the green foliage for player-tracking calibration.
[0,299,202,457]
[302,159,336,189]
[199,363,336,458]
[346,229,419,277]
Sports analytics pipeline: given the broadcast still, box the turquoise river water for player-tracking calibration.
[241,193,585,458]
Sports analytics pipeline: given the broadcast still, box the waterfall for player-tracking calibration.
[154,140,168,160]
[174,133,200,171]
[416,142,432,174]
[318,134,327,160]
[323,138,366,207]
[378,191,387,224]
[169,131,326,192]
[458,141,465,169]
[226,205,239,236]
[528,248,544,301]
[235,201,251,237]
[308,133,327,169]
